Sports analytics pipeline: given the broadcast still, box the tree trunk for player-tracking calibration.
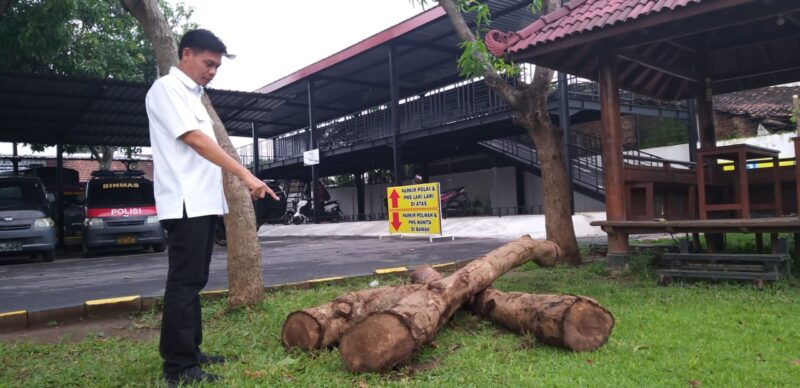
[437,0,581,264]
[282,271,445,351]
[471,287,614,352]
[339,235,561,372]
[120,0,264,307]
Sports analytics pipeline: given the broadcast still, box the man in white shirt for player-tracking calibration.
[145,29,278,386]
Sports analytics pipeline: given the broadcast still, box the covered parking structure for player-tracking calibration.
[0,72,287,245]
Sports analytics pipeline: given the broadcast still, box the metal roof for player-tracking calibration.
[0,1,539,146]
[0,72,288,146]
[252,1,539,138]
[485,0,800,100]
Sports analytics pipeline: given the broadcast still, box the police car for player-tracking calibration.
[81,170,165,257]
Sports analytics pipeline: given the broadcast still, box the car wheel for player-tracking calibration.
[153,243,166,253]
[42,250,56,262]
[82,241,94,258]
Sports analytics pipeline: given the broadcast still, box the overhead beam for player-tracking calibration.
[619,50,699,82]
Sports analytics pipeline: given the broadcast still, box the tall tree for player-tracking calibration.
[120,0,265,307]
[417,0,580,264]
[0,0,194,165]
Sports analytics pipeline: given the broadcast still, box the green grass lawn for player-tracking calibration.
[2,252,799,387]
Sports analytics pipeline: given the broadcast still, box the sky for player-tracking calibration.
[185,0,428,92]
[1,0,429,156]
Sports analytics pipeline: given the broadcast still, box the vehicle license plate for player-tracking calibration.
[116,235,138,245]
[0,241,23,252]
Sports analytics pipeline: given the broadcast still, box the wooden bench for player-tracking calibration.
[656,252,791,287]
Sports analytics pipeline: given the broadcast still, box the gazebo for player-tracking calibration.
[486,0,800,261]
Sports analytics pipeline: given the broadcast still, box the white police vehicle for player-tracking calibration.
[81,170,165,257]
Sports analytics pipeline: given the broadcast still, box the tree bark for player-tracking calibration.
[121,0,264,307]
[437,0,581,264]
[338,235,561,372]
[282,273,445,351]
[471,287,614,352]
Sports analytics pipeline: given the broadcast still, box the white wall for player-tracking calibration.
[326,166,605,217]
[641,132,798,162]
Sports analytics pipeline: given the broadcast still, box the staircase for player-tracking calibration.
[478,132,669,201]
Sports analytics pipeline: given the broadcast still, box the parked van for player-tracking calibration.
[22,167,85,247]
[82,170,165,257]
[0,176,57,261]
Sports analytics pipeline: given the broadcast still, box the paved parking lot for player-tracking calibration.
[0,236,508,312]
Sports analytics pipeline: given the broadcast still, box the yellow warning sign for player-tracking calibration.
[386,183,442,235]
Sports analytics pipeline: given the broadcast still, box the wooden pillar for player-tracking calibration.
[696,75,724,251]
[696,77,716,149]
[598,51,628,254]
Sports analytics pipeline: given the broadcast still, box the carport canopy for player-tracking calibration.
[0,72,290,147]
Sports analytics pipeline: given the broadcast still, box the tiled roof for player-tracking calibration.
[487,0,701,57]
[714,86,800,119]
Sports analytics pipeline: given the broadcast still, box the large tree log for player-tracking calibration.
[471,288,614,352]
[412,265,615,352]
[282,269,443,351]
[339,235,561,372]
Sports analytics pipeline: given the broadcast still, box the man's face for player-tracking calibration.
[179,48,222,87]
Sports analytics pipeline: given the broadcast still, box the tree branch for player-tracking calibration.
[437,0,522,109]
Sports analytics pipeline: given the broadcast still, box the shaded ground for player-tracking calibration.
[0,314,159,344]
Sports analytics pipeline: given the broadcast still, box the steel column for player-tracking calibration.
[388,45,402,185]
[56,142,65,248]
[12,142,19,175]
[308,80,320,223]
[599,50,628,254]
[558,71,575,215]
[252,122,260,173]
[356,172,365,220]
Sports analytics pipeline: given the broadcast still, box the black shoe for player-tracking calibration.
[164,366,220,387]
[198,353,225,365]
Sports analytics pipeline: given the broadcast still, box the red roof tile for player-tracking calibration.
[713,86,800,119]
[486,0,701,57]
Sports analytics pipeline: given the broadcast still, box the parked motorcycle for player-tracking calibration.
[284,193,343,224]
[440,186,471,217]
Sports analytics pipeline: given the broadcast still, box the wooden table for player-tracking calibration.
[696,144,781,219]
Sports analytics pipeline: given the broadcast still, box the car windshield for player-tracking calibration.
[0,180,45,210]
[86,178,155,208]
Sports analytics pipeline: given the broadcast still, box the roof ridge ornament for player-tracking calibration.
[485,30,522,57]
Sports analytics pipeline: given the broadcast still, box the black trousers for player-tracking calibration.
[159,213,216,375]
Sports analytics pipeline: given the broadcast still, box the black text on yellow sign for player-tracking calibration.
[386,183,442,235]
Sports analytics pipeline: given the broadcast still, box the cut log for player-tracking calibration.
[414,265,615,352]
[471,287,614,352]
[339,235,561,372]
[282,270,444,351]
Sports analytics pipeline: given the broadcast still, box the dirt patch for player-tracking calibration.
[0,314,160,344]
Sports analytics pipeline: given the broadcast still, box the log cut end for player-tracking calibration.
[282,311,323,350]
[339,313,416,372]
[562,298,615,352]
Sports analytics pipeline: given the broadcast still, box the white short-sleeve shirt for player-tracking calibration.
[145,66,228,220]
